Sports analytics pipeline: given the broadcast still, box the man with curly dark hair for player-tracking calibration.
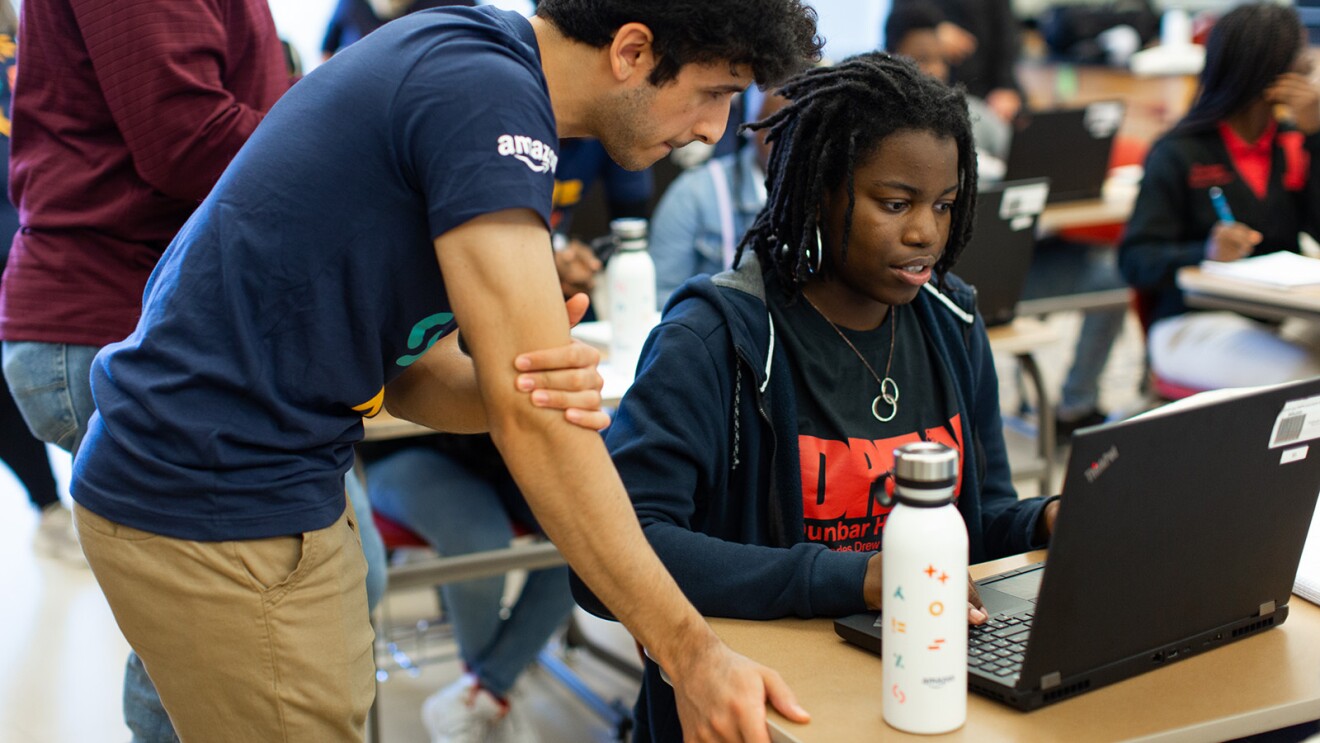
[68,2,821,742]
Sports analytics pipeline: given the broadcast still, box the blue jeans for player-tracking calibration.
[3,340,388,742]
[2,341,100,455]
[1020,239,1129,418]
[367,446,574,697]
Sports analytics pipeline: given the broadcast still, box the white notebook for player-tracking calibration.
[1297,501,1320,606]
[1201,251,1320,289]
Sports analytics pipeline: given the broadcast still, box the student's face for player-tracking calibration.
[818,128,959,310]
[894,29,949,84]
[593,61,752,171]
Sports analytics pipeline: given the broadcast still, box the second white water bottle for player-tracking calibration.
[606,217,656,378]
[882,441,968,734]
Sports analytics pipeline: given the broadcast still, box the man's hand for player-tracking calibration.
[1206,221,1263,262]
[1267,71,1320,135]
[554,238,604,297]
[514,292,608,430]
[670,638,809,742]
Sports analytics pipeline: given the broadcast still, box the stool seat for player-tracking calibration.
[372,511,430,550]
[372,510,539,551]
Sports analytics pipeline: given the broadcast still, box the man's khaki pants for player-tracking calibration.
[76,501,375,742]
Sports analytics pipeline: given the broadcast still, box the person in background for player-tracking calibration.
[322,0,386,60]
[885,2,1009,171]
[648,91,789,306]
[889,0,1129,440]
[582,52,1058,741]
[0,0,67,564]
[0,1,298,739]
[1120,3,1320,390]
[361,432,572,743]
[68,1,824,740]
[927,0,1022,124]
[550,137,653,302]
[321,0,477,60]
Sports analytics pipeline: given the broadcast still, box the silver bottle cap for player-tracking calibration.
[607,217,649,241]
[893,442,958,503]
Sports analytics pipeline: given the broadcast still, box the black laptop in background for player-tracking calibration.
[954,178,1050,327]
[835,376,1320,710]
[1004,100,1125,204]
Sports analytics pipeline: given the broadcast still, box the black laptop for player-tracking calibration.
[1004,101,1125,204]
[955,178,1049,327]
[835,377,1320,710]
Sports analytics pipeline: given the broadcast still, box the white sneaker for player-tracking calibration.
[490,697,539,743]
[33,503,88,568]
[422,674,507,743]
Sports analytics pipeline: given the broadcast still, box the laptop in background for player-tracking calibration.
[954,178,1050,327]
[835,376,1320,710]
[1004,101,1125,204]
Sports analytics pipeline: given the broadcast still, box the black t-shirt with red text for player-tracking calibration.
[767,276,963,553]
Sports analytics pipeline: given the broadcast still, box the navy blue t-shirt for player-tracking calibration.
[73,6,558,540]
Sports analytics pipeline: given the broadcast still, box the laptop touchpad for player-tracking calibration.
[977,567,1044,615]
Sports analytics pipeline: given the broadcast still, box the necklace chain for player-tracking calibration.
[802,295,900,422]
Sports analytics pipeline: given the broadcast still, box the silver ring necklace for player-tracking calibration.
[803,295,899,422]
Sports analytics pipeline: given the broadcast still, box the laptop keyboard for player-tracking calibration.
[969,613,1033,679]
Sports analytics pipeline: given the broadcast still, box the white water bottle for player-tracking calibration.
[606,218,656,377]
[882,442,968,734]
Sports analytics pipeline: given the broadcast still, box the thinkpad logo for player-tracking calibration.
[497,134,558,174]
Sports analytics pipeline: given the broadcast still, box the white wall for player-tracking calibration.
[266,0,533,75]
[269,0,337,73]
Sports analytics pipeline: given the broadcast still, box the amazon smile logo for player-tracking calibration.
[497,134,558,174]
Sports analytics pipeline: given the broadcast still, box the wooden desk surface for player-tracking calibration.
[984,316,1059,356]
[1037,178,1139,233]
[708,551,1320,743]
[1016,61,1196,145]
[1177,266,1320,322]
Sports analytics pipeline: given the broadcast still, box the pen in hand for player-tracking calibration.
[1205,186,1262,262]
[1208,186,1236,223]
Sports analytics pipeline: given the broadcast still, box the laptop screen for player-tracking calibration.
[1004,101,1125,203]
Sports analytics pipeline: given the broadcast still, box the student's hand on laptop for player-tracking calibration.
[513,293,608,431]
[865,553,988,625]
[1206,222,1263,262]
[967,575,988,625]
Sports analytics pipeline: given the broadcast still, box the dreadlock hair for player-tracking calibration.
[736,51,978,294]
[536,0,823,89]
[1171,3,1304,137]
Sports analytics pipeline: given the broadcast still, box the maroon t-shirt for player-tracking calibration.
[0,0,289,346]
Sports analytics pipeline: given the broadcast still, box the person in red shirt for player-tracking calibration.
[1119,3,1320,391]
[0,1,288,739]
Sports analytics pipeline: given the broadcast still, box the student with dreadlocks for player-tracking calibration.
[577,51,1060,741]
[1120,2,1320,391]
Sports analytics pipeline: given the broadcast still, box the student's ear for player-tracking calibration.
[608,22,656,83]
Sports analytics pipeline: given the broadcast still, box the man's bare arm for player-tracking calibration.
[431,208,806,741]
[386,294,607,433]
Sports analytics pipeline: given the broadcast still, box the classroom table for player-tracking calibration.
[707,550,1320,743]
[1177,265,1320,323]
[984,317,1059,492]
[1035,177,1139,234]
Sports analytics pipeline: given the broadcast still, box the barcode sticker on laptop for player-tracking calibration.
[1270,395,1320,448]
